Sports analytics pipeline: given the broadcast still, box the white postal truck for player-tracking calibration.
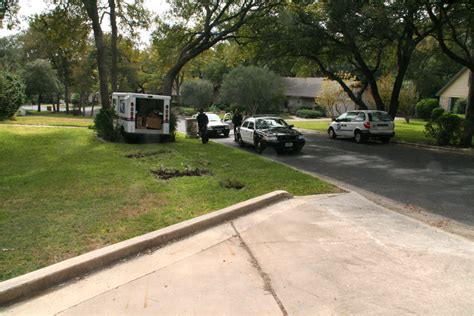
[112,92,172,141]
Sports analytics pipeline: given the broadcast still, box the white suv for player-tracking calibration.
[328,110,395,143]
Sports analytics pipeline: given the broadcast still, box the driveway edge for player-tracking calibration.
[295,128,474,156]
[0,190,292,306]
[276,163,474,242]
[230,140,474,243]
[391,140,474,156]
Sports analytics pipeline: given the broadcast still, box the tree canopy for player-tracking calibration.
[0,70,25,120]
[1,0,473,146]
[181,79,214,109]
[220,65,284,115]
[22,59,59,111]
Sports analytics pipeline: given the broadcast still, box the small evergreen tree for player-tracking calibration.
[181,79,214,109]
[0,71,26,120]
[220,66,284,115]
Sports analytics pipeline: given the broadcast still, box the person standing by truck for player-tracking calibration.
[231,110,243,142]
[196,109,209,144]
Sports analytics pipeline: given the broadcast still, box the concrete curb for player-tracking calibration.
[0,190,292,306]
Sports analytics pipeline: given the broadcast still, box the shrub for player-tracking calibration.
[208,104,220,113]
[213,103,230,111]
[314,105,326,116]
[453,98,467,114]
[425,112,462,146]
[295,109,323,118]
[93,107,120,141]
[431,107,445,121]
[181,79,214,109]
[298,105,327,116]
[169,111,177,134]
[415,98,439,120]
[0,71,26,120]
[177,107,196,117]
[71,93,80,106]
[220,65,284,115]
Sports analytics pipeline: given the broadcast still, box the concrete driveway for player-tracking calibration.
[208,129,474,228]
[4,192,474,315]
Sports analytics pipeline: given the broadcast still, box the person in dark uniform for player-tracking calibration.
[196,109,209,144]
[231,110,243,142]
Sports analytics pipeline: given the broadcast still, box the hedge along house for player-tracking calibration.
[436,67,469,112]
[282,77,323,112]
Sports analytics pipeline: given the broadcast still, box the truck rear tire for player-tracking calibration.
[121,128,139,143]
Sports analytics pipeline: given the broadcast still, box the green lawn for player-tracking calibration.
[1,112,94,127]
[289,118,437,144]
[289,120,331,132]
[392,119,435,144]
[0,125,338,281]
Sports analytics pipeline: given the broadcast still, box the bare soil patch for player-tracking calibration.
[220,179,245,190]
[151,167,211,180]
[125,150,171,159]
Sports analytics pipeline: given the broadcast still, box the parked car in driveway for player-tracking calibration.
[192,112,230,137]
[328,110,395,143]
[236,116,305,153]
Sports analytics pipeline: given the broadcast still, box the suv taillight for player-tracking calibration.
[364,122,371,129]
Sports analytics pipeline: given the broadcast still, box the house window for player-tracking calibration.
[449,97,459,112]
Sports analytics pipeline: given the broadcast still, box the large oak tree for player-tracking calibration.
[256,0,434,118]
[156,0,282,96]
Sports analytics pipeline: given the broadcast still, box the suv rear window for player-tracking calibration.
[369,112,392,122]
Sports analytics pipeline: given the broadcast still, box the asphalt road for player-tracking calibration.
[208,128,474,227]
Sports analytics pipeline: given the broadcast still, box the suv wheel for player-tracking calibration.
[328,127,337,139]
[255,139,265,154]
[354,131,365,144]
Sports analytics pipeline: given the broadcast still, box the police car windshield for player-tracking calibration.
[207,114,221,121]
[256,118,288,130]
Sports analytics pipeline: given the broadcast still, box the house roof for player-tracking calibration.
[281,77,324,98]
[436,67,469,97]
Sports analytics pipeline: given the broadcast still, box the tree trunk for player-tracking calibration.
[163,62,185,96]
[64,84,69,114]
[91,103,95,117]
[174,72,184,106]
[81,92,86,116]
[367,77,385,111]
[83,0,110,109]
[389,57,411,119]
[460,69,474,147]
[109,0,118,92]
[56,92,61,112]
[312,57,369,110]
[37,94,41,112]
